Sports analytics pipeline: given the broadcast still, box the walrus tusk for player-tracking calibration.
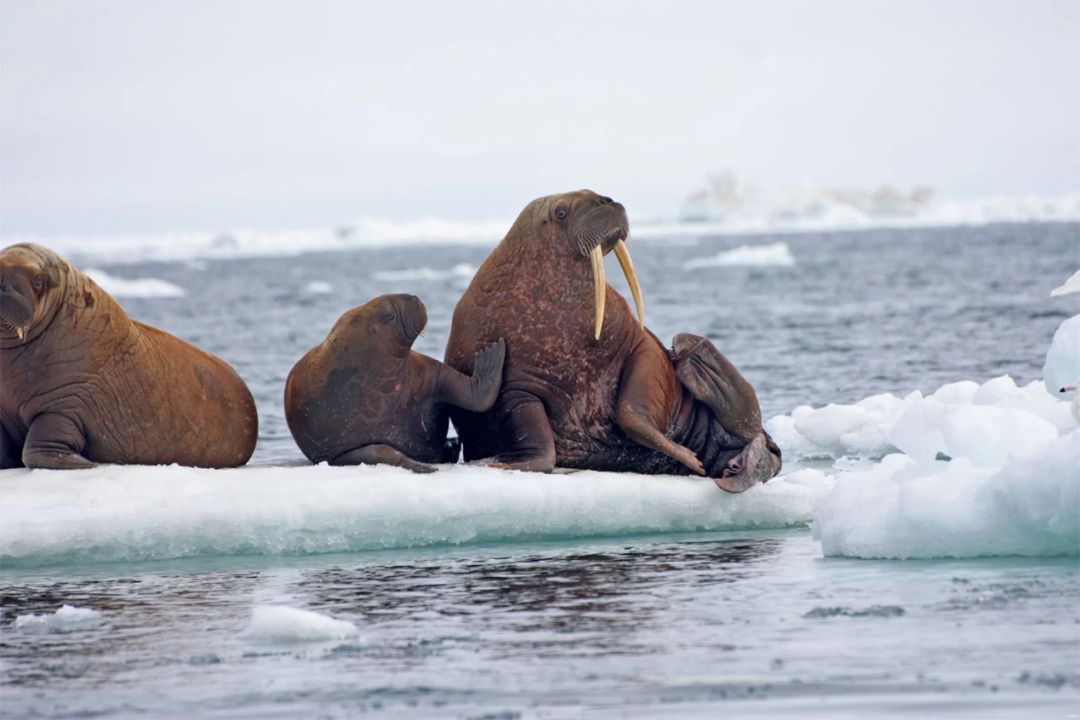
[614,238,644,329]
[590,245,606,340]
[15,326,25,341]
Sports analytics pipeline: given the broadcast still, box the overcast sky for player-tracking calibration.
[2,0,1078,235]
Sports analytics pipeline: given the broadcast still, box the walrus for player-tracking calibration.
[444,190,782,492]
[0,243,258,469]
[284,294,506,473]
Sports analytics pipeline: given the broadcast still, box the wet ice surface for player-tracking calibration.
[1,534,1077,719]
[2,222,1080,717]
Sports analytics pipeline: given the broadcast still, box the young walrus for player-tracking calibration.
[285,294,505,473]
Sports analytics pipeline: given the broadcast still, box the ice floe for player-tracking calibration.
[83,268,185,298]
[13,605,105,633]
[1042,315,1080,400]
[372,263,476,282]
[813,431,1080,559]
[304,281,334,295]
[683,242,796,269]
[0,463,832,568]
[241,605,358,643]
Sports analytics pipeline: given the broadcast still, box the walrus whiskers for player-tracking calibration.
[590,245,606,339]
[614,238,644,329]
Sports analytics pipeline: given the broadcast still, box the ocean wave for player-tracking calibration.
[84,268,185,298]
[7,192,1078,265]
[683,242,796,269]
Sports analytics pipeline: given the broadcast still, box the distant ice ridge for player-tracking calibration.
[13,605,105,633]
[0,464,832,568]
[84,268,184,298]
[9,191,1080,265]
[683,242,795,269]
[242,605,358,643]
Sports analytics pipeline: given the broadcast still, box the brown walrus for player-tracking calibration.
[0,243,258,469]
[444,190,782,492]
[284,294,505,473]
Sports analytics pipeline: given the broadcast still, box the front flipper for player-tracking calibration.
[615,337,705,475]
[331,444,437,474]
[671,333,762,440]
[489,390,556,472]
[22,413,95,469]
[436,338,506,412]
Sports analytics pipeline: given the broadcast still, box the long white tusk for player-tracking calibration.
[590,245,606,340]
[614,238,644,329]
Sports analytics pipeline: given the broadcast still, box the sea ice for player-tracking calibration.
[813,430,1080,559]
[242,605,358,643]
[0,463,834,567]
[304,281,334,295]
[683,241,796,269]
[372,263,476,282]
[1042,315,1080,398]
[83,268,185,298]
[13,605,105,633]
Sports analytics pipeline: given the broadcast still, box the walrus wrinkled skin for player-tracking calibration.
[284,294,506,473]
[444,190,782,492]
[0,243,258,469]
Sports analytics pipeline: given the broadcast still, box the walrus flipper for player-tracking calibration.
[436,338,506,412]
[489,390,556,472]
[615,337,706,475]
[331,444,437,474]
[22,413,95,469]
[670,333,781,491]
[671,333,762,440]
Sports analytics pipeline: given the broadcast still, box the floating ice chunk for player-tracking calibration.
[304,281,333,295]
[13,605,105,633]
[940,405,1058,467]
[683,242,796,269]
[242,605,358,643]
[84,268,184,298]
[1050,269,1080,297]
[772,375,1074,464]
[928,381,980,404]
[372,263,476,282]
[814,430,1080,559]
[766,392,914,461]
[1043,315,1080,398]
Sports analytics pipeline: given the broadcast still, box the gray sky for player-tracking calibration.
[2,0,1078,235]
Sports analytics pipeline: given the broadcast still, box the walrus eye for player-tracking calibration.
[555,207,568,221]
[379,309,395,324]
[32,274,45,292]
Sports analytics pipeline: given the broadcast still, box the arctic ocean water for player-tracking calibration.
[2,221,1079,718]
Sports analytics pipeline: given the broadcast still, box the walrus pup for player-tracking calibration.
[0,243,257,469]
[284,294,506,473]
[444,190,782,492]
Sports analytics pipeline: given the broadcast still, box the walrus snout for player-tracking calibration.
[715,433,782,493]
[570,197,644,340]
[0,263,37,341]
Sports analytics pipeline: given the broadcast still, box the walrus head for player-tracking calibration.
[0,243,65,345]
[515,190,644,340]
[327,293,428,359]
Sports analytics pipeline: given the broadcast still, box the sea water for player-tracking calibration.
[1,221,1078,717]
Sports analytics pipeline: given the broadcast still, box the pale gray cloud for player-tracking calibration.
[2,0,1077,235]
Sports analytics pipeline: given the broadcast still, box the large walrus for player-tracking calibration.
[444,190,782,492]
[284,294,505,473]
[0,243,258,469]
